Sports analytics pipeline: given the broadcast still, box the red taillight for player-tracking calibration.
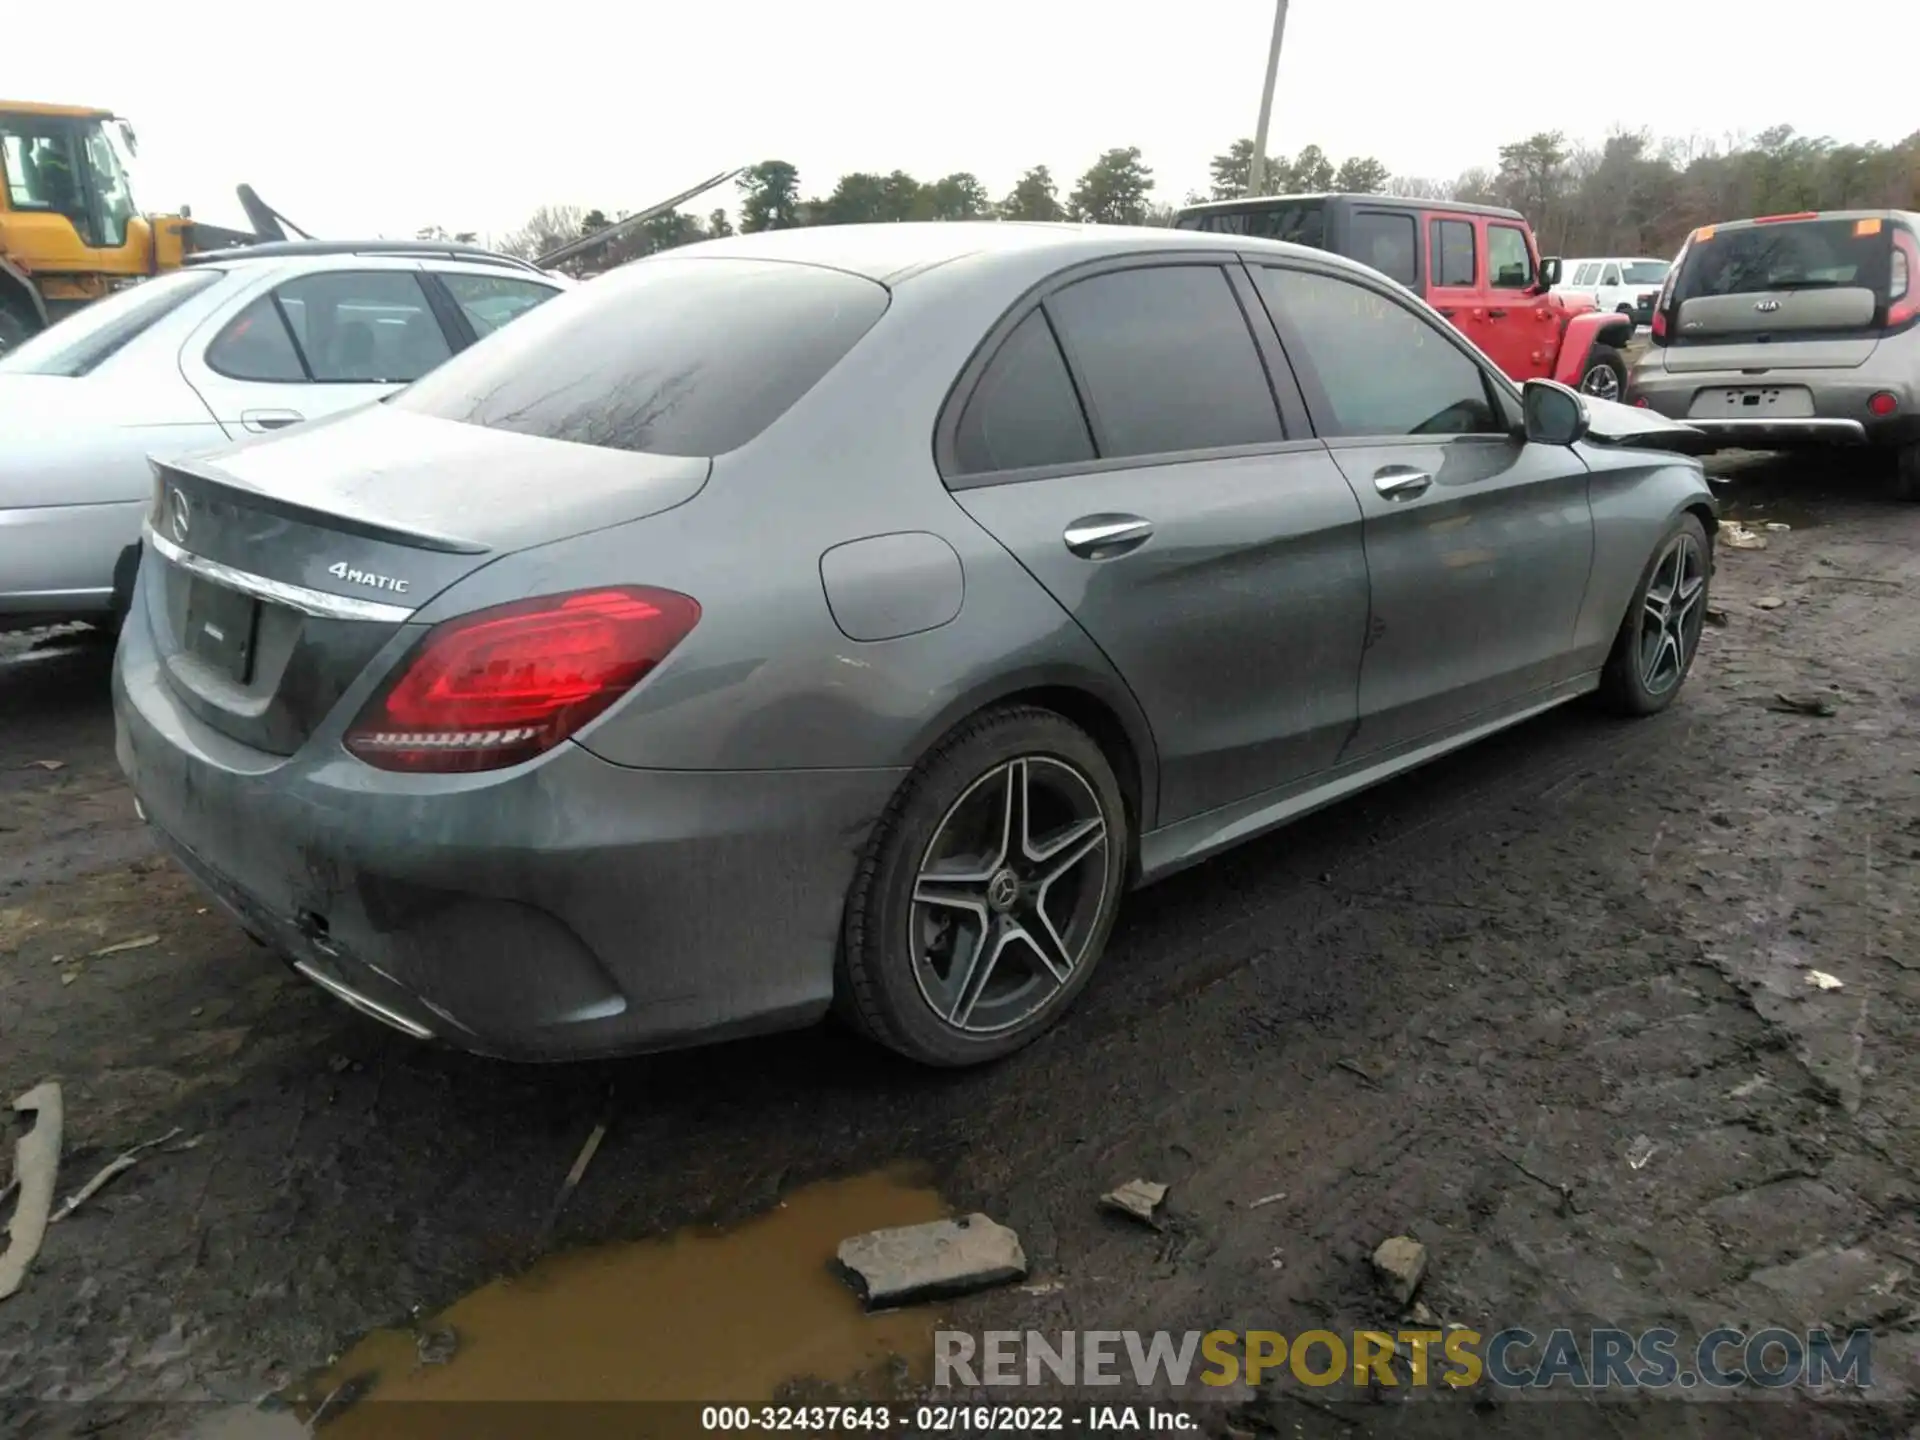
[1635,397,1651,408]
[1651,308,1668,341]
[345,587,701,773]
[1888,228,1919,328]
[1869,392,1899,417]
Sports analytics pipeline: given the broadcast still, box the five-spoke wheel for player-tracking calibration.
[839,707,1129,1066]
[1599,513,1711,716]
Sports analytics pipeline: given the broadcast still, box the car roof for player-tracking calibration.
[1700,208,1920,233]
[1176,192,1528,223]
[183,239,546,276]
[648,220,1386,287]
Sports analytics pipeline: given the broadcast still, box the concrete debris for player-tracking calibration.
[836,1214,1027,1309]
[1370,1236,1428,1306]
[90,934,158,957]
[1411,1301,1436,1325]
[1718,521,1768,550]
[52,1126,185,1223]
[416,1326,459,1366]
[1755,596,1785,610]
[1626,1135,1659,1171]
[1248,1190,1287,1209]
[26,760,64,771]
[0,1082,63,1302]
[1764,521,1792,531]
[1806,970,1845,992]
[1771,692,1839,717]
[1100,1179,1169,1226]
[1705,607,1730,627]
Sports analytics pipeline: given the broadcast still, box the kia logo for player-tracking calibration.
[1754,299,1782,313]
[167,488,191,544]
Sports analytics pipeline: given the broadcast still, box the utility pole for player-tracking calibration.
[1246,0,1290,196]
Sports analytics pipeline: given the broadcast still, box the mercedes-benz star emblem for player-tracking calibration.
[167,488,190,543]
[986,869,1021,914]
[1754,299,1781,313]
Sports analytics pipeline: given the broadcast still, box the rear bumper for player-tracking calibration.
[1626,361,1919,450]
[113,613,907,1062]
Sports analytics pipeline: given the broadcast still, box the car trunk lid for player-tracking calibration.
[143,404,711,756]
[1662,216,1892,373]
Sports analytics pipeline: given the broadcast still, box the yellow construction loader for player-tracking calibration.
[0,99,275,352]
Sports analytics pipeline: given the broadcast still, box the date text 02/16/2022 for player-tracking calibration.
[699,1405,1197,1432]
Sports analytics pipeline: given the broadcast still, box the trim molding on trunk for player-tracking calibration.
[144,525,418,624]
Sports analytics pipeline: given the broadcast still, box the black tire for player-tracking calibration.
[1893,444,1920,503]
[838,705,1129,1067]
[1597,513,1711,717]
[1577,344,1628,403]
[0,301,37,356]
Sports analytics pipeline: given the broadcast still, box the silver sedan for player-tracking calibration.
[0,243,565,632]
[114,221,1714,1067]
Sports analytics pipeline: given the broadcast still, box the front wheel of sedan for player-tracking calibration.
[1597,514,1711,717]
[839,706,1129,1067]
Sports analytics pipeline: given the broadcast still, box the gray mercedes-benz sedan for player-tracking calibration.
[113,221,1717,1067]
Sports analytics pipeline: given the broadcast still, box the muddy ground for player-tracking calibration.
[2,452,1919,1438]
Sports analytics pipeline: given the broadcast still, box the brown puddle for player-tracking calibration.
[286,1165,950,1435]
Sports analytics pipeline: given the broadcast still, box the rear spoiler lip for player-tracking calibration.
[150,455,490,556]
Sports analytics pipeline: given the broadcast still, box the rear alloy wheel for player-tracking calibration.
[1578,344,1628,402]
[839,706,1128,1066]
[1598,514,1710,717]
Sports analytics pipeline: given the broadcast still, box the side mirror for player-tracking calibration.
[1523,379,1591,446]
[1541,257,1563,286]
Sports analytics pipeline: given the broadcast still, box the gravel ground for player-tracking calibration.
[1,453,1917,1438]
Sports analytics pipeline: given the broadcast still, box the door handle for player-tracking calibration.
[1488,308,1509,318]
[1435,308,1456,317]
[241,408,304,433]
[1373,468,1432,500]
[1063,514,1153,559]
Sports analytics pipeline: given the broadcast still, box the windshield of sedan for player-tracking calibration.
[1620,260,1670,285]
[0,268,225,377]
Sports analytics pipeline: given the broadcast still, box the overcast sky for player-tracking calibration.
[21,0,1914,243]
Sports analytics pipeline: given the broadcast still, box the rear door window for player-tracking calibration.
[1432,220,1477,287]
[1489,225,1535,289]
[952,310,1094,475]
[1044,264,1284,460]
[206,270,454,383]
[394,257,889,456]
[1255,265,1506,437]
[1351,210,1418,286]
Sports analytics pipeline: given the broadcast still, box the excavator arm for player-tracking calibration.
[534,168,744,270]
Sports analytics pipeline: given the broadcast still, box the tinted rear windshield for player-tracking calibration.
[1175,200,1327,248]
[392,256,889,457]
[1620,260,1669,285]
[0,268,225,377]
[1674,219,1890,301]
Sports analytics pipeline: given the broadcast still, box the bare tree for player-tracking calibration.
[500,204,587,262]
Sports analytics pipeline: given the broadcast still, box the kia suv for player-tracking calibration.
[1626,210,1920,498]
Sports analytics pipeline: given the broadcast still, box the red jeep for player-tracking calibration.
[1173,193,1635,401]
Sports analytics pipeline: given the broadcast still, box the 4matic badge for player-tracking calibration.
[326,562,410,595]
